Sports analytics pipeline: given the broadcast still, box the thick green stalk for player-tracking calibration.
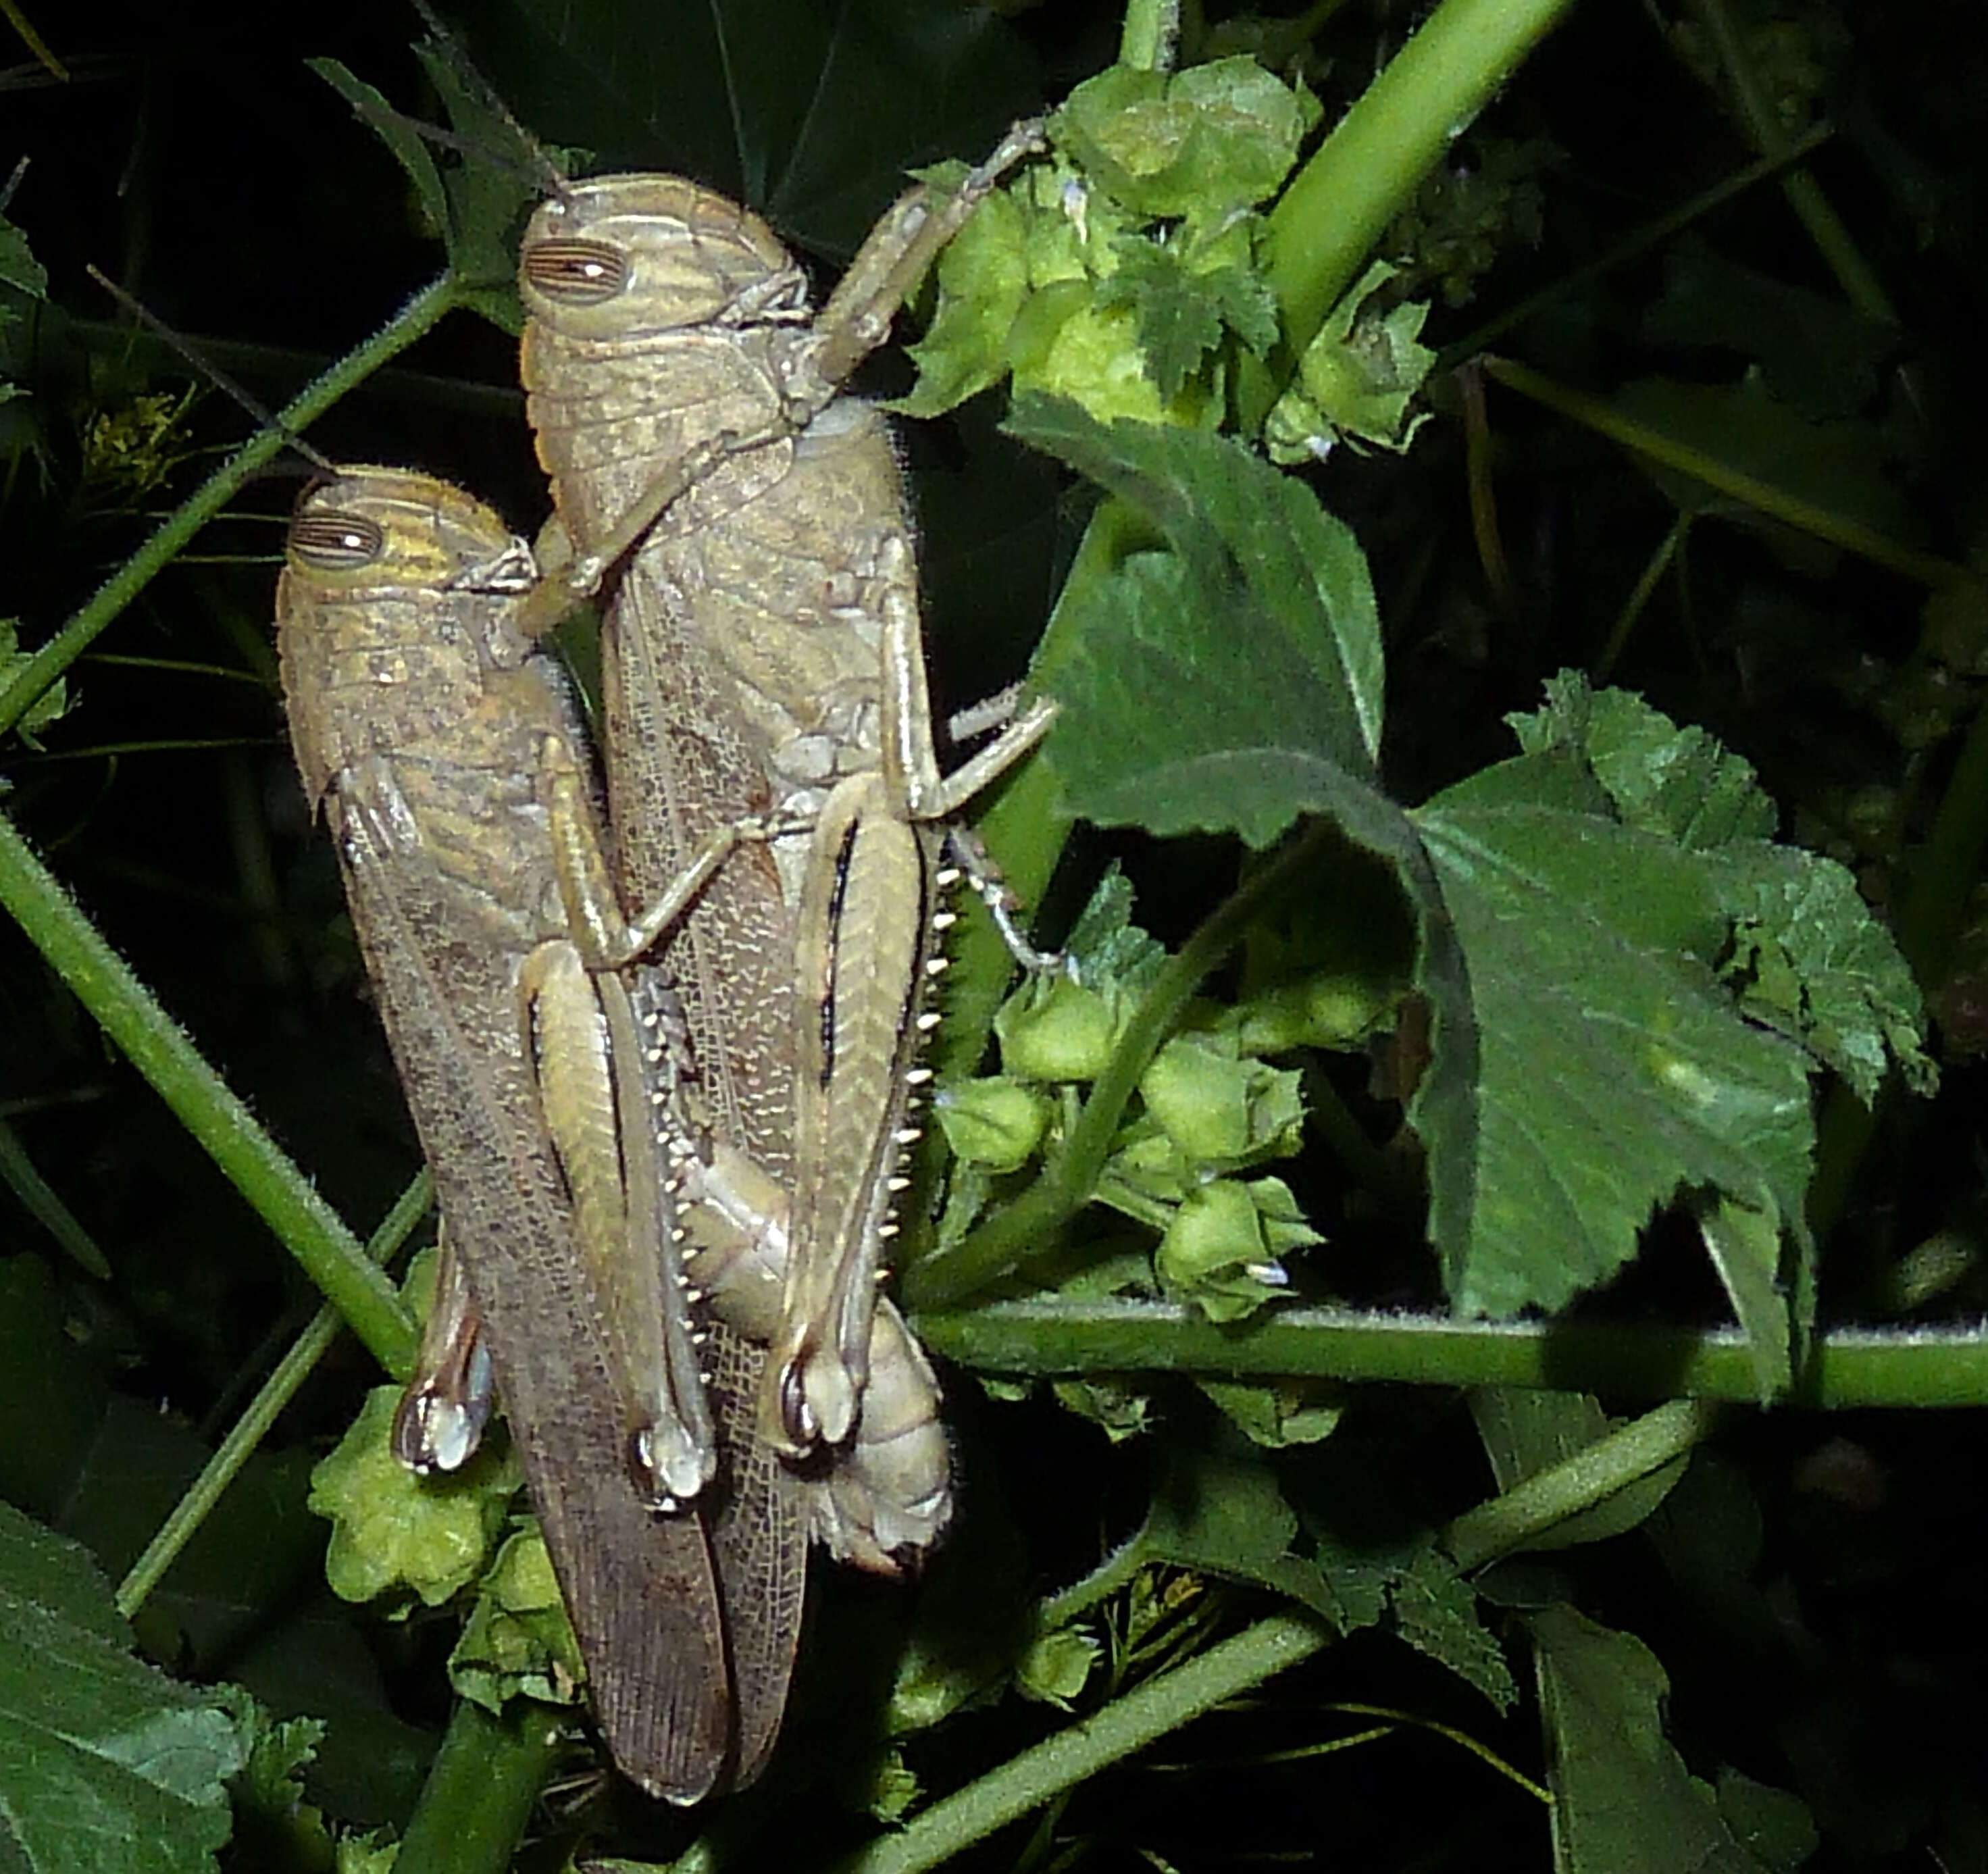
[1444,1399,1718,1570]
[0,810,415,1371]
[0,273,457,738]
[912,1297,1988,1409]
[1249,0,1580,422]
[390,1698,565,1874]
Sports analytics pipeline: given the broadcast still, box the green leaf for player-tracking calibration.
[1,619,69,744]
[309,1388,517,1609]
[307,58,451,241]
[1015,1627,1100,1708]
[1198,1379,1344,1448]
[1009,395,1385,840]
[1529,1603,1814,1873]
[1412,746,1816,1320]
[0,1500,257,1874]
[0,210,49,299]
[1140,1442,1343,1623]
[1390,1544,1519,1711]
[1714,846,1935,1102]
[449,1526,583,1713]
[1052,57,1309,228]
[1065,864,1169,996]
[1095,229,1279,401]
[1691,1195,1793,1401]
[1265,260,1437,463]
[1508,673,1779,851]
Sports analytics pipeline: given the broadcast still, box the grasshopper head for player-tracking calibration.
[275,469,538,807]
[280,469,523,597]
[519,174,810,339]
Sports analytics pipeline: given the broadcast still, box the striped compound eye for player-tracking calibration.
[288,510,385,569]
[521,239,629,304]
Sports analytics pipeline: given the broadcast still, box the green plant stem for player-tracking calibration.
[1118,0,1178,70]
[0,273,457,738]
[116,1172,431,1621]
[1444,1398,1718,1571]
[1481,355,1974,593]
[911,1297,1988,1409]
[0,810,415,1371]
[1686,0,1893,324]
[391,1698,565,1874]
[1247,0,1579,424]
[909,821,1337,1309]
[1593,513,1690,682]
[846,1611,1328,1874]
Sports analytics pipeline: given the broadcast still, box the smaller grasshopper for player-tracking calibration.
[517,122,1061,1470]
[278,467,736,1796]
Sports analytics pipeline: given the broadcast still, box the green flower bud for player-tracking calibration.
[934,1076,1052,1173]
[1156,1177,1320,1323]
[1140,1034,1305,1165]
[998,973,1126,1082]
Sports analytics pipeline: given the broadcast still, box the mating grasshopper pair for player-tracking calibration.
[276,120,1056,1800]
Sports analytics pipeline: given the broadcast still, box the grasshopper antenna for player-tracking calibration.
[405,0,570,197]
[84,264,338,475]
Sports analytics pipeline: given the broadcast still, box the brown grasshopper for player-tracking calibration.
[517,122,1059,1473]
[276,465,736,1800]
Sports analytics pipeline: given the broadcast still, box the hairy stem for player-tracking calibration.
[0,811,415,1371]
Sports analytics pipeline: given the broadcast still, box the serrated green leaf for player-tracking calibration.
[1692,1194,1793,1401]
[1513,672,1933,1105]
[1510,673,1779,851]
[0,1501,257,1874]
[1010,395,1384,840]
[1391,1544,1518,1711]
[1530,1603,1812,1873]
[234,1711,323,1819]
[1065,863,1169,994]
[309,1388,516,1608]
[0,213,47,300]
[1140,1444,1342,1621]
[308,59,451,241]
[1412,749,1816,1319]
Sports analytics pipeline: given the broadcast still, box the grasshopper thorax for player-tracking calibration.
[519,174,810,338]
